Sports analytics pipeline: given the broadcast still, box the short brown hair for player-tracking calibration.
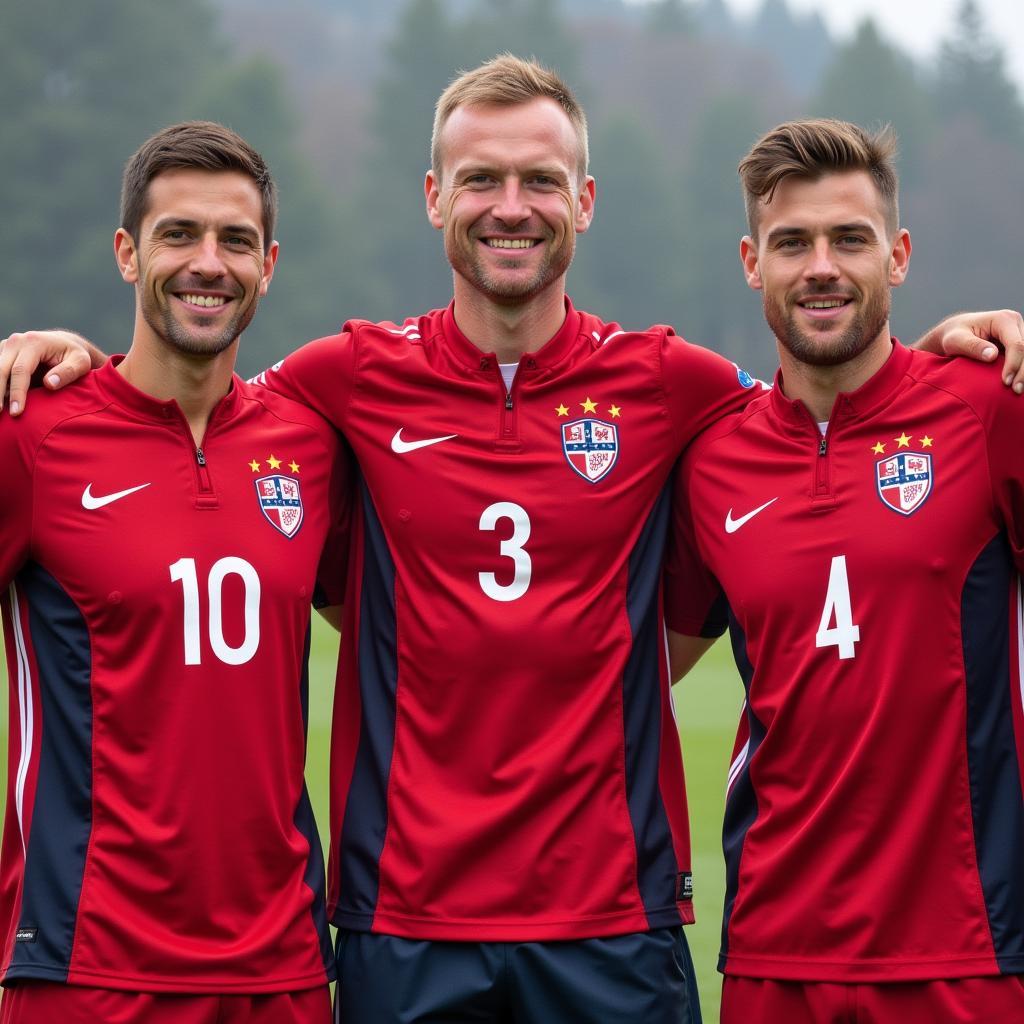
[120,121,277,251]
[431,54,588,185]
[739,119,899,237]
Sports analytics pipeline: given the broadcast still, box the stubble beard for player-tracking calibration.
[139,278,257,358]
[764,287,890,368]
[447,231,575,306]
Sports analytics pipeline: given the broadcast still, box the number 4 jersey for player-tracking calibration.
[254,299,758,941]
[0,359,349,992]
[666,341,1024,982]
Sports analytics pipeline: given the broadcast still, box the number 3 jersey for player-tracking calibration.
[255,299,756,941]
[666,341,1024,982]
[0,359,349,992]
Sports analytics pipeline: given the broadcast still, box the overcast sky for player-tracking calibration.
[721,0,1024,92]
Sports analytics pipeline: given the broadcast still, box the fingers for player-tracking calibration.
[0,330,94,415]
[988,309,1024,393]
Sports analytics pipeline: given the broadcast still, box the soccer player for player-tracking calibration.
[0,123,349,1023]
[3,62,1023,1024]
[666,119,1024,1023]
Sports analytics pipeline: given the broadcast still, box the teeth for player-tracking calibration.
[487,239,537,249]
[803,300,846,309]
[181,294,227,307]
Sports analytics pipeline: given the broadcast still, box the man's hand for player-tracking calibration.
[914,310,1024,393]
[0,330,103,415]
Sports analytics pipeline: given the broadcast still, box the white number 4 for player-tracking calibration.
[816,555,861,660]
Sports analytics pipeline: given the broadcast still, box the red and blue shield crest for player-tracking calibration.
[562,418,619,483]
[255,474,304,537]
[876,452,932,515]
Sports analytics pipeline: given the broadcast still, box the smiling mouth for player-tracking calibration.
[178,294,229,308]
[485,239,539,249]
[799,299,849,309]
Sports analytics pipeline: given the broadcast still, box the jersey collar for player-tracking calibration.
[769,339,910,429]
[96,356,244,425]
[440,297,584,374]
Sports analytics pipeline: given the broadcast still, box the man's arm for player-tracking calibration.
[0,330,104,414]
[667,630,716,684]
[914,309,1024,392]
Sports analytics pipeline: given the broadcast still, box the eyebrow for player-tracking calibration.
[151,217,259,239]
[765,221,879,245]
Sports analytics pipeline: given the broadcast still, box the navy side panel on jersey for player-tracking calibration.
[336,479,398,928]
[293,624,335,976]
[960,532,1024,972]
[622,483,681,928]
[7,565,93,981]
[719,614,765,971]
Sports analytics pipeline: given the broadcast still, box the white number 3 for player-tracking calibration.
[816,555,861,660]
[479,502,532,602]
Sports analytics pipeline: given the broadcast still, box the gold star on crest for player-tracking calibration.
[609,405,622,419]
[921,436,933,448]
[267,454,282,470]
[248,459,261,472]
[288,460,301,473]
[895,432,912,449]
[871,442,885,455]
[581,397,598,414]
[556,403,569,417]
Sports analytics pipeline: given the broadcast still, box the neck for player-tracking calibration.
[777,330,893,423]
[451,276,568,363]
[117,332,237,445]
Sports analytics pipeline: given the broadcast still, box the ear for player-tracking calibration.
[740,236,762,291]
[425,169,444,230]
[114,228,139,283]
[259,239,280,297]
[574,176,596,234]
[888,228,911,287]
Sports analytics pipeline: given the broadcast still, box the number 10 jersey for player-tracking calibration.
[0,360,349,991]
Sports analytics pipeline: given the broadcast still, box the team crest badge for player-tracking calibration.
[255,474,304,537]
[562,418,619,483]
[876,452,932,515]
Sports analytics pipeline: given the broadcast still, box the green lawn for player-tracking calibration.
[1,623,742,1022]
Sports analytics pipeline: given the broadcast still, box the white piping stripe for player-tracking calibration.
[663,625,680,729]
[726,737,749,799]
[9,584,33,859]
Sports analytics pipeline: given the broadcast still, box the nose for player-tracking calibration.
[189,233,227,279]
[804,238,839,282]
[491,179,531,226]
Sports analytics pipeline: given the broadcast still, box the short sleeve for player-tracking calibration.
[664,455,729,639]
[0,416,37,589]
[251,331,358,434]
[660,331,768,453]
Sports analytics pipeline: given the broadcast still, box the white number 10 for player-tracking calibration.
[815,555,861,660]
[169,557,261,665]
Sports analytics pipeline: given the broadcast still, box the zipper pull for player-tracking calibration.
[196,447,207,467]
[818,436,827,456]
[505,392,513,411]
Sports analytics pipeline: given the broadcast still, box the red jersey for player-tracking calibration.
[666,341,1024,982]
[0,359,349,992]
[255,299,757,940]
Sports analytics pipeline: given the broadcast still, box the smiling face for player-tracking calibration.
[424,98,594,308]
[115,168,277,359]
[741,170,910,370]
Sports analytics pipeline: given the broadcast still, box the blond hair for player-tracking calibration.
[431,54,588,184]
[739,118,899,237]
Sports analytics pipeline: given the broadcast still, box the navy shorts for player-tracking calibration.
[334,927,701,1024]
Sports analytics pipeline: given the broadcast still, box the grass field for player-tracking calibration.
[1,622,743,1021]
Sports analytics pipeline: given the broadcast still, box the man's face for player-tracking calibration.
[425,98,594,306]
[741,171,909,368]
[115,168,277,358]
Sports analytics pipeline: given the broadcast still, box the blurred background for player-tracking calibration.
[2,0,1021,380]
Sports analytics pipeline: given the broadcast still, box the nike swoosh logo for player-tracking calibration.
[725,497,779,534]
[82,482,152,510]
[390,428,457,454]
